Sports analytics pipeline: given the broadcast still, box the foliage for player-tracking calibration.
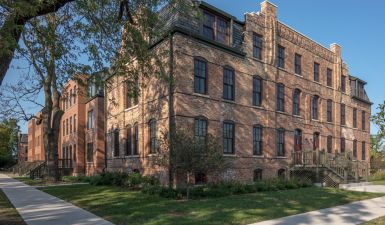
[61,175,91,183]
[142,178,313,200]
[42,184,383,225]
[371,135,385,158]
[0,119,18,168]
[88,172,159,188]
[372,102,385,139]
[369,171,385,181]
[155,129,228,198]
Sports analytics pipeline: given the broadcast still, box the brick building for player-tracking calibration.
[27,111,45,162]
[59,76,105,176]
[105,1,371,185]
[17,133,28,162]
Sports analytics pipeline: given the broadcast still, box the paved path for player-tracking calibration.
[250,185,385,225]
[0,173,114,225]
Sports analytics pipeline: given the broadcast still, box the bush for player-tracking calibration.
[143,178,313,200]
[127,173,142,187]
[370,171,385,181]
[62,175,90,183]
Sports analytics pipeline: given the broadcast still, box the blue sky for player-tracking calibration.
[4,0,385,135]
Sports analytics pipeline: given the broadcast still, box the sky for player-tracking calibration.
[3,0,385,135]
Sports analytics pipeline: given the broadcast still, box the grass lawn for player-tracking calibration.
[41,185,383,225]
[371,180,385,185]
[0,189,26,225]
[363,216,385,225]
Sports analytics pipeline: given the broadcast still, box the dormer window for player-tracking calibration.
[202,11,229,45]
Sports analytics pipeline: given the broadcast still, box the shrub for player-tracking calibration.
[127,173,142,187]
[370,171,385,181]
[62,175,91,183]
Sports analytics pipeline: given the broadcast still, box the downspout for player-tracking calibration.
[168,33,175,187]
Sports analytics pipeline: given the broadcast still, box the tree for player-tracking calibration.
[0,0,193,180]
[156,129,228,199]
[371,135,384,158]
[0,0,75,85]
[372,102,385,138]
[0,119,18,168]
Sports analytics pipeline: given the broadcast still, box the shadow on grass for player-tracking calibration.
[41,185,383,225]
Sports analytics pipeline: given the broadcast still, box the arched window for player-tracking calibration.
[276,83,285,112]
[327,99,333,122]
[194,57,207,94]
[276,128,285,156]
[253,125,262,155]
[294,129,302,152]
[293,89,301,116]
[278,168,286,179]
[253,169,263,182]
[353,139,357,158]
[194,116,207,143]
[340,138,345,153]
[126,125,132,156]
[253,76,262,106]
[223,66,235,101]
[149,119,157,154]
[223,121,235,154]
[114,129,120,157]
[313,132,320,150]
[327,136,333,153]
[312,95,319,120]
[133,123,139,155]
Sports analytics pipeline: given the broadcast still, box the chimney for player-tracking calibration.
[261,0,277,18]
[330,43,342,58]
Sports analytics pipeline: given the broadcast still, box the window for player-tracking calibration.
[353,108,357,128]
[253,34,263,60]
[353,139,357,158]
[293,89,301,116]
[87,110,94,130]
[277,45,285,68]
[362,141,366,160]
[216,17,229,44]
[126,82,139,109]
[327,68,333,87]
[195,117,207,144]
[66,119,68,135]
[276,128,285,156]
[69,89,72,107]
[126,126,132,156]
[341,75,346,93]
[114,129,119,157]
[87,142,93,162]
[253,169,263,182]
[313,132,320,150]
[314,62,320,82]
[294,129,302,152]
[253,76,262,107]
[278,169,286,179]
[223,67,235,101]
[133,123,139,155]
[203,11,215,40]
[203,11,229,44]
[73,86,76,104]
[149,119,157,154]
[340,104,346,125]
[73,144,76,162]
[62,121,65,136]
[362,111,366,131]
[253,125,262,156]
[223,121,234,154]
[294,53,302,75]
[327,100,333,122]
[276,83,285,112]
[194,58,207,94]
[195,172,207,185]
[327,136,333,153]
[74,114,76,132]
[340,138,345,153]
[70,116,72,134]
[312,95,319,120]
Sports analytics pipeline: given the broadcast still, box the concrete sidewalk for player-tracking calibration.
[0,173,114,225]
[249,195,385,225]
